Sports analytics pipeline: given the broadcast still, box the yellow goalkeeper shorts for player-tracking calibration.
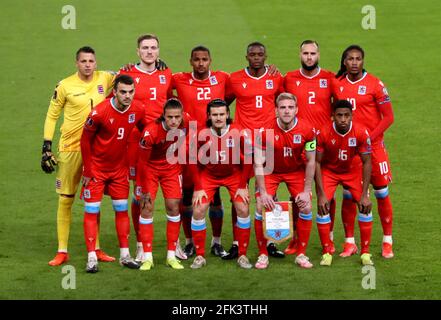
[55,151,83,195]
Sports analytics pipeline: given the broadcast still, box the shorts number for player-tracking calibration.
[379,161,389,175]
[338,149,347,161]
[117,127,124,140]
[308,91,316,105]
[346,98,356,110]
[197,87,211,100]
[256,95,263,108]
[150,87,157,100]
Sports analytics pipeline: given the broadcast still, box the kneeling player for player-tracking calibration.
[254,93,316,269]
[137,98,191,270]
[190,99,254,269]
[315,100,373,266]
[81,75,145,273]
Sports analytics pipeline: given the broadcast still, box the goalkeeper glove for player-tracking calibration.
[41,140,57,173]
[155,58,168,71]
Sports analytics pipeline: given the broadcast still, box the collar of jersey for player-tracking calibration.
[191,70,212,81]
[110,97,131,114]
[277,117,298,133]
[135,64,157,75]
[300,67,321,79]
[244,66,268,80]
[345,71,367,84]
[211,124,230,137]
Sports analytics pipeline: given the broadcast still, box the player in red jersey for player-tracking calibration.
[189,99,254,269]
[315,100,373,266]
[136,98,192,270]
[224,42,285,259]
[80,75,146,273]
[172,46,230,258]
[254,93,316,269]
[118,34,174,263]
[333,45,395,258]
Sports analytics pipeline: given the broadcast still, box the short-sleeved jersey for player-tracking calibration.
[227,68,283,131]
[44,71,115,152]
[82,98,145,173]
[332,72,391,144]
[196,124,252,178]
[258,118,316,174]
[317,122,371,174]
[172,71,229,128]
[284,68,334,131]
[118,65,173,123]
[139,113,192,170]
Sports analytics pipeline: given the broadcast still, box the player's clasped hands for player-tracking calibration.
[358,194,372,215]
[192,190,208,206]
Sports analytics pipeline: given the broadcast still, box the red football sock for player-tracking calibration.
[254,214,267,255]
[237,227,251,257]
[84,213,98,253]
[131,199,141,242]
[115,211,130,248]
[167,215,181,251]
[296,214,312,255]
[342,200,357,238]
[377,196,393,236]
[316,216,332,254]
[359,219,373,254]
[139,218,153,253]
[329,198,336,232]
[192,229,206,257]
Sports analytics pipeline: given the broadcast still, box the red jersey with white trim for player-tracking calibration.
[332,72,392,144]
[139,112,192,170]
[227,68,283,130]
[197,124,252,178]
[118,65,173,122]
[172,71,229,128]
[82,98,146,174]
[284,68,334,131]
[317,122,371,174]
[258,118,315,174]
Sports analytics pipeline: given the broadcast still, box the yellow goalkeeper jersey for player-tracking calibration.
[44,71,115,152]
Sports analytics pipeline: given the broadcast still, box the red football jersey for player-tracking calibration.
[258,118,315,174]
[332,72,392,144]
[139,113,192,170]
[119,65,173,123]
[317,122,371,174]
[226,68,283,131]
[81,98,145,175]
[196,124,252,178]
[284,68,334,131]
[172,71,229,128]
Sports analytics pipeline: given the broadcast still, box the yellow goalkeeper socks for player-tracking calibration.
[57,195,74,252]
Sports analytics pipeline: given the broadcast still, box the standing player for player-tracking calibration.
[190,99,254,269]
[118,34,174,263]
[81,75,146,273]
[172,46,230,258]
[254,93,316,269]
[315,100,373,266]
[136,98,191,271]
[42,46,115,266]
[225,42,285,259]
[333,45,395,258]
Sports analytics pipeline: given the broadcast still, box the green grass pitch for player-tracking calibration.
[1,0,440,300]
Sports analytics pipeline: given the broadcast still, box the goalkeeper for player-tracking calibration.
[42,46,116,266]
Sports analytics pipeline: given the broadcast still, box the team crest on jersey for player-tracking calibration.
[209,76,218,85]
[55,178,61,189]
[242,82,247,88]
[348,138,357,147]
[226,138,235,148]
[128,113,136,123]
[159,75,166,84]
[293,135,302,144]
[266,80,274,89]
[97,85,104,94]
[83,189,91,199]
[296,81,301,87]
[319,79,328,88]
[358,86,367,95]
